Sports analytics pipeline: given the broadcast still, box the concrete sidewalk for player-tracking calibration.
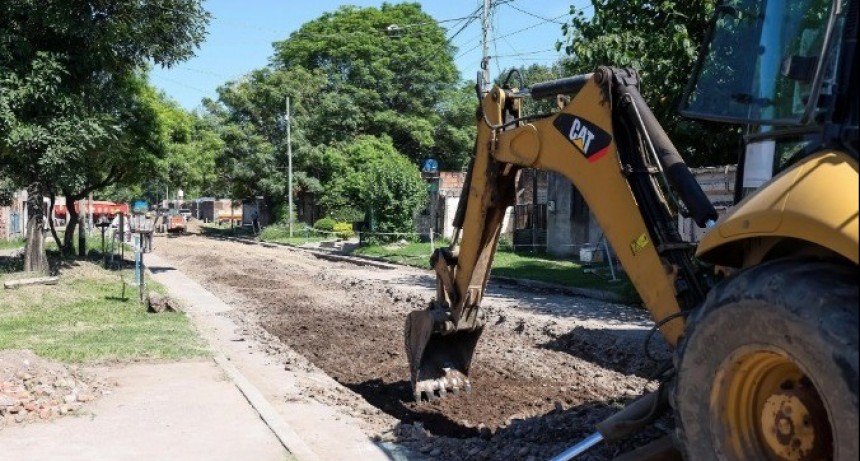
[144,252,392,461]
[0,360,290,461]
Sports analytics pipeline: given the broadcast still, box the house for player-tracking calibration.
[241,197,271,228]
[512,169,549,251]
[416,171,514,241]
[0,190,28,241]
[194,198,242,224]
[543,166,737,259]
[677,165,737,241]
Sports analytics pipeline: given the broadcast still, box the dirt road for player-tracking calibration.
[152,234,671,460]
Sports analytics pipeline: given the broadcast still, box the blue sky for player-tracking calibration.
[149,1,590,110]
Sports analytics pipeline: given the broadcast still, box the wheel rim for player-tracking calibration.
[711,348,833,460]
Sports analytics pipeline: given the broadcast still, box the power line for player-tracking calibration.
[496,12,570,41]
[492,7,503,76]
[151,74,212,95]
[504,3,567,24]
[499,31,521,56]
[492,48,558,58]
[392,14,481,31]
[173,66,234,79]
[447,5,483,43]
[456,12,568,60]
[425,4,483,66]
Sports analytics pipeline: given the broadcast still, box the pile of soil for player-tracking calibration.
[155,235,673,460]
[0,350,114,430]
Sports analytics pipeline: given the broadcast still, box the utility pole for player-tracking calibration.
[286,96,294,238]
[480,0,492,93]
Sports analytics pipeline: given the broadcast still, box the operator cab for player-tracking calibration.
[680,0,856,201]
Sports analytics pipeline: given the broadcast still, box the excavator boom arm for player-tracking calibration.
[405,68,716,401]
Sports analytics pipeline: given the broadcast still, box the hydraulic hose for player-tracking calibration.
[619,85,718,228]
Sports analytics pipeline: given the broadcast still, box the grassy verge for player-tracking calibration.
[354,240,638,303]
[201,222,340,246]
[0,258,208,363]
[0,237,25,251]
[258,223,332,246]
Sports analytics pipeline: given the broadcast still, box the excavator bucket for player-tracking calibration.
[405,308,482,401]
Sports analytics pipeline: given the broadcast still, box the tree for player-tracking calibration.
[208,4,474,226]
[272,3,459,162]
[0,169,14,206]
[0,0,209,267]
[320,136,426,237]
[560,0,740,166]
[150,96,222,199]
[496,62,569,116]
[209,66,327,210]
[432,83,479,170]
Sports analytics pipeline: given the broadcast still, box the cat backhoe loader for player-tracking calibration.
[404,0,858,458]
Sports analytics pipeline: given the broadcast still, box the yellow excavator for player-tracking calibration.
[404,0,858,459]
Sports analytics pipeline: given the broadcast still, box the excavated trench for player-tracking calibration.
[155,233,672,460]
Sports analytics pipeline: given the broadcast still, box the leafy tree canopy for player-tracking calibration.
[209,66,327,203]
[560,0,740,166]
[0,0,209,258]
[320,135,426,236]
[271,3,460,162]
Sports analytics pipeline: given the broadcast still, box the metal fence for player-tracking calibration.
[513,203,547,251]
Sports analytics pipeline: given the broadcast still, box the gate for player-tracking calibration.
[10,211,22,237]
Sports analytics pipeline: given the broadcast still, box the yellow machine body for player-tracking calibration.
[698,151,859,268]
[485,80,686,344]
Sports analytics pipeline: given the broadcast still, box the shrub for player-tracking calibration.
[333,222,355,239]
[319,136,426,241]
[313,217,336,232]
[259,224,290,241]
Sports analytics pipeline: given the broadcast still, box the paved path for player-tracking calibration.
[145,252,392,461]
[0,361,289,461]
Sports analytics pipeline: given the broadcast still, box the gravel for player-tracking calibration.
[153,234,674,460]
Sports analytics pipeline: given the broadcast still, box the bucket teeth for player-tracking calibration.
[405,307,484,402]
[412,370,472,403]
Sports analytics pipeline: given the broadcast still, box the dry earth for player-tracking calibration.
[152,233,673,460]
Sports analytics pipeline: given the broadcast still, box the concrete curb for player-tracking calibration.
[212,234,630,305]
[490,275,628,303]
[212,354,319,461]
[145,259,319,461]
[310,252,397,270]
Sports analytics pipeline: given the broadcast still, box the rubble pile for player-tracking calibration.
[0,350,114,429]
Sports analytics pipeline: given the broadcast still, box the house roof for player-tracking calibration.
[439,171,467,193]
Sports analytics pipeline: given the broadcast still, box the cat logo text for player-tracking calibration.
[553,114,613,163]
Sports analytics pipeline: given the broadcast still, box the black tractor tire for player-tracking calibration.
[674,258,858,460]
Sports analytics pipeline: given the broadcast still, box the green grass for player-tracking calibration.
[258,223,332,246]
[354,240,638,302]
[200,221,346,246]
[0,237,25,251]
[0,260,209,363]
[354,239,444,266]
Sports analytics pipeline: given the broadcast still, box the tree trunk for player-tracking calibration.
[23,183,48,274]
[47,191,63,255]
[64,199,79,255]
[78,202,86,257]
